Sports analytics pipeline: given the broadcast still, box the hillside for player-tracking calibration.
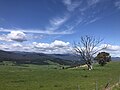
[0,50,82,65]
[0,50,119,66]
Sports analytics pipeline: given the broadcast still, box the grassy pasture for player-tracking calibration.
[0,62,119,90]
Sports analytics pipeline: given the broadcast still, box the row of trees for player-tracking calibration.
[74,35,111,70]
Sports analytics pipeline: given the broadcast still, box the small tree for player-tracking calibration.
[74,35,107,70]
[95,52,111,66]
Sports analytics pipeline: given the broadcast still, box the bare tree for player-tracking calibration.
[74,35,107,70]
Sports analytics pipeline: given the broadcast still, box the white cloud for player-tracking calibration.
[0,28,73,35]
[63,0,100,12]
[48,14,70,31]
[115,0,120,9]
[79,0,101,13]
[7,31,27,42]
[63,0,71,5]
[62,0,81,11]
[87,0,100,6]
[50,16,67,26]
[0,34,12,42]
[106,44,120,51]
[62,0,102,30]
[51,40,70,47]
[95,44,120,57]
[0,31,27,42]
[0,43,32,52]
[0,43,10,50]
[0,41,120,57]
[12,43,23,48]
[85,17,101,25]
[0,40,72,54]
[33,40,71,54]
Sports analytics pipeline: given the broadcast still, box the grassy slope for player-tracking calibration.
[0,62,119,90]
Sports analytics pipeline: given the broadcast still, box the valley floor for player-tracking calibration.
[0,62,119,90]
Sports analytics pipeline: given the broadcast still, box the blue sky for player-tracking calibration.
[0,0,120,56]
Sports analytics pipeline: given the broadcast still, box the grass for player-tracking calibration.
[0,62,119,90]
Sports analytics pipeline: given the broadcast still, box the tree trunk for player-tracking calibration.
[87,63,93,70]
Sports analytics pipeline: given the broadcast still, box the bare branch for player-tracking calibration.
[73,35,106,70]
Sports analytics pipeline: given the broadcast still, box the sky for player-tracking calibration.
[0,0,120,56]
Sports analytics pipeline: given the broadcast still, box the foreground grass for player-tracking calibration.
[0,62,119,90]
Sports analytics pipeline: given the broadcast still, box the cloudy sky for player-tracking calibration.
[0,0,120,56]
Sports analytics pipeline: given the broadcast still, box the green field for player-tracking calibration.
[0,62,119,90]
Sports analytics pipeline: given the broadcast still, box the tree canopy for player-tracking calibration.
[95,52,111,66]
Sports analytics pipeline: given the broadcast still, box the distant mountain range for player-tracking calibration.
[111,57,120,61]
[0,50,83,65]
[0,50,119,65]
